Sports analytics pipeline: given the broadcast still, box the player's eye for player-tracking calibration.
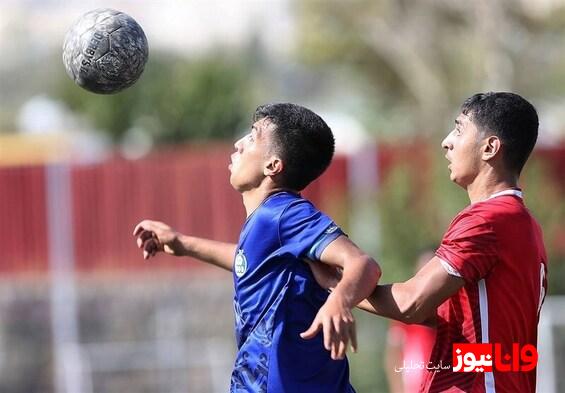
[247,133,254,142]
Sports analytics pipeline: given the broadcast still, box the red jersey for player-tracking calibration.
[421,190,547,393]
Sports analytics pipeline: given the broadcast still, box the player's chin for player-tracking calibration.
[451,174,471,189]
[449,172,465,187]
[447,166,459,181]
[450,174,463,186]
[446,167,455,181]
[229,175,243,192]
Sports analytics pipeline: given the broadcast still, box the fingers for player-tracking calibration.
[133,219,163,236]
[300,317,322,340]
[133,221,148,236]
[335,338,346,360]
[136,230,160,258]
[349,319,358,353]
[330,315,357,360]
[136,230,155,248]
[133,220,162,260]
[301,313,355,360]
[323,315,332,352]
[332,316,357,359]
[142,238,160,259]
[331,315,348,360]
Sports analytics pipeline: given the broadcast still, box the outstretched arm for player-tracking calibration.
[358,256,464,324]
[308,256,464,326]
[133,220,236,271]
[301,235,381,360]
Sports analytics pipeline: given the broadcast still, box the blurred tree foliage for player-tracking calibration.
[54,52,254,143]
[376,164,439,281]
[520,158,565,294]
[361,149,565,391]
[374,150,565,293]
[295,0,565,136]
[375,151,467,283]
[294,0,565,296]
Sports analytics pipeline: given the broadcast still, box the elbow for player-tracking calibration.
[363,255,382,284]
[397,295,432,325]
[342,255,381,305]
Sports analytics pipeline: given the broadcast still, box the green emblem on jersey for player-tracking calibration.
[234,249,248,278]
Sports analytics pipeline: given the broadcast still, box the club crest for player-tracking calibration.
[234,249,248,278]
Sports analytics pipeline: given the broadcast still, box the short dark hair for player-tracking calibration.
[461,92,539,174]
[253,103,334,191]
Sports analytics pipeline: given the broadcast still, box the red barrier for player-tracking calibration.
[0,166,48,273]
[0,144,348,274]
[1,143,561,275]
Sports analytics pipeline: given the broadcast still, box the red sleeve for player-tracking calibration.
[436,212,498,283]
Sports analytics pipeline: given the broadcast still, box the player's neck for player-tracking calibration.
[466,171,519,204]
[241,183,287,218]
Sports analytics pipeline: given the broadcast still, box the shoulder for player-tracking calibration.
[252,192,320,230]
[275,194,320,222]
[468,196,530,229]
[446,206,491,238]
[453,196,525,225]
[254,192,301,221]
[276,194,338,249]
[445,196,532,243]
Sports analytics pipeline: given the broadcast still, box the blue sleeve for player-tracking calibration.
[305,225,345,260]
[278,200,345,260]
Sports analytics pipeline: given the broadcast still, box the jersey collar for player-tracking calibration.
[487,189,523,200]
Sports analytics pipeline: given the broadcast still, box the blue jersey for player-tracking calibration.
[230,191,355,393]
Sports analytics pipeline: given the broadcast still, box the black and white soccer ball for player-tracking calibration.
[62,9,149,94]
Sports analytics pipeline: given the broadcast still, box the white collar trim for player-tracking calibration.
[487,189,523,200]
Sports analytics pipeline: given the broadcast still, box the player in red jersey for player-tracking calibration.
[308,92,547,392]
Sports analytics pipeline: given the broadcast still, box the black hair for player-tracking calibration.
[253,103,334,191]
[461,92,538,174]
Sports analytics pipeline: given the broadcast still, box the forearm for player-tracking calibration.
[176,234,236,271]
[357,258,465,325]
[358,283,436,326]
[357,284,409,321]
[332,255,381,307]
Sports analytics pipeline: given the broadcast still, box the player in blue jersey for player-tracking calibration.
[133,103,381,392]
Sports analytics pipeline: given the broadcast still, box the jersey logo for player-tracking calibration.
[325,224,338,234]
[234,249,248,278]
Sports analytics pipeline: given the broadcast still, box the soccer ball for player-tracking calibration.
[62,9,149,94]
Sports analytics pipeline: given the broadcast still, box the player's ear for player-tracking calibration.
[264,155,283,177]
[482,135,501,162]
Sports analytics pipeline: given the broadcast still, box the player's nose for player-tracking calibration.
[234,137,244,152]
[441,133,452,150]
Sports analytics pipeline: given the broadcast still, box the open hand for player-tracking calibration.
[300,290,357,360]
